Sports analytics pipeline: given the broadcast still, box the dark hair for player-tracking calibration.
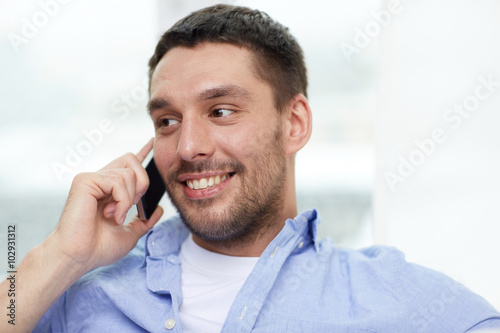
[148,4,308,113]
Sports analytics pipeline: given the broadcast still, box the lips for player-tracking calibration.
[186,173,229,190]
[179,172,236,199]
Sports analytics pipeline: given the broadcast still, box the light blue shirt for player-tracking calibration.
[35,209,500,332]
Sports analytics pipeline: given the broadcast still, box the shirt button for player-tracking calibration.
[165,318,176,330]
[167,255,178,264]
[298,241,304,249]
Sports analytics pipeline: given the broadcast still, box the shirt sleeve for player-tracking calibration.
[33,292,67,333]
[467,318,500,331]
[392,250,500,332]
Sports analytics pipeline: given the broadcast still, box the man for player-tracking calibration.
[2,4,499,332]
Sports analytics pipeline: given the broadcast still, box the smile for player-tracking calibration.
[185,172,235,190]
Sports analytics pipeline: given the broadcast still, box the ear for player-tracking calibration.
[283,93,312,156]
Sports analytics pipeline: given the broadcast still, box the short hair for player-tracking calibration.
[148,4,308,113]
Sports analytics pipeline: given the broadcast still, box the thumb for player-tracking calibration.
[126,205,164,240]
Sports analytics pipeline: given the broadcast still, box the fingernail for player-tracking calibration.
[120,213,127,225]
[104,208,115,218]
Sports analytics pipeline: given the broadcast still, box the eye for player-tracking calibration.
[158,118,179,127]
[210,109,234,118]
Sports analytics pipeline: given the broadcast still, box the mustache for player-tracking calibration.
[168,159,245,181]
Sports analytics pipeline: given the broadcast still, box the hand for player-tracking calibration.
[48,139,164,272]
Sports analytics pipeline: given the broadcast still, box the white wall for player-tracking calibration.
[375,0,500,309]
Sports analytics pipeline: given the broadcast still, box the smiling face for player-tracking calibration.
[149,42,294,249]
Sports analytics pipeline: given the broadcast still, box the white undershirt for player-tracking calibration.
[178,235,259,333]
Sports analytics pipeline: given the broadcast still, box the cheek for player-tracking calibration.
[153,138,177,171]
[225,111,277,148]
[213,127,260,160]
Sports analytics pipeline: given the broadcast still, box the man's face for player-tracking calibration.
[149,42,289,243]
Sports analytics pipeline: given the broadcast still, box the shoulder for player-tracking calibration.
[316,240,406,280]
[315,242,408,303]
[317,242,500,332]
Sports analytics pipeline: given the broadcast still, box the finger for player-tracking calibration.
[101,137,153,171]
[92,173,134,225]
[133,138,155,202]
[136,138,154,164]
[101,155,150,203]
[103,201,117,219]
[102,168,137,205]
[98,139,154,208]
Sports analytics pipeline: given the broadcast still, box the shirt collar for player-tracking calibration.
[144,216,189,258]
[143,208,321,259]
[281,208,320,253]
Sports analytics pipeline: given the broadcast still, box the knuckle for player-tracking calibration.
[123,152,138,163]
[72,172,90,185]
[108,172,122,182]
[121,196,133,207]
[124,167,137,181]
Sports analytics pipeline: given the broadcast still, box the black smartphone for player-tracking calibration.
[137,157,166,220]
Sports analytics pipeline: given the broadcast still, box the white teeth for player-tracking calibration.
[187,174,230,190]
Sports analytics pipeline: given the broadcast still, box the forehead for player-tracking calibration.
[149,42,270,101]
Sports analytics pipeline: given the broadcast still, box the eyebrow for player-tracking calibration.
[147,84,251,114]
[147,98,170,114]
[197,84,251,102]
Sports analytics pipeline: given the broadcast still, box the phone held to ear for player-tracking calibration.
[137,157,166,220]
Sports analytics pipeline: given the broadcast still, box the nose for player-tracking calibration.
[176,116,215,161]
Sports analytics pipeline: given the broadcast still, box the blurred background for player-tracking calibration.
[0,0,498,309]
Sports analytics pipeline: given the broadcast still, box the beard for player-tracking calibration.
[164,127,288,247]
